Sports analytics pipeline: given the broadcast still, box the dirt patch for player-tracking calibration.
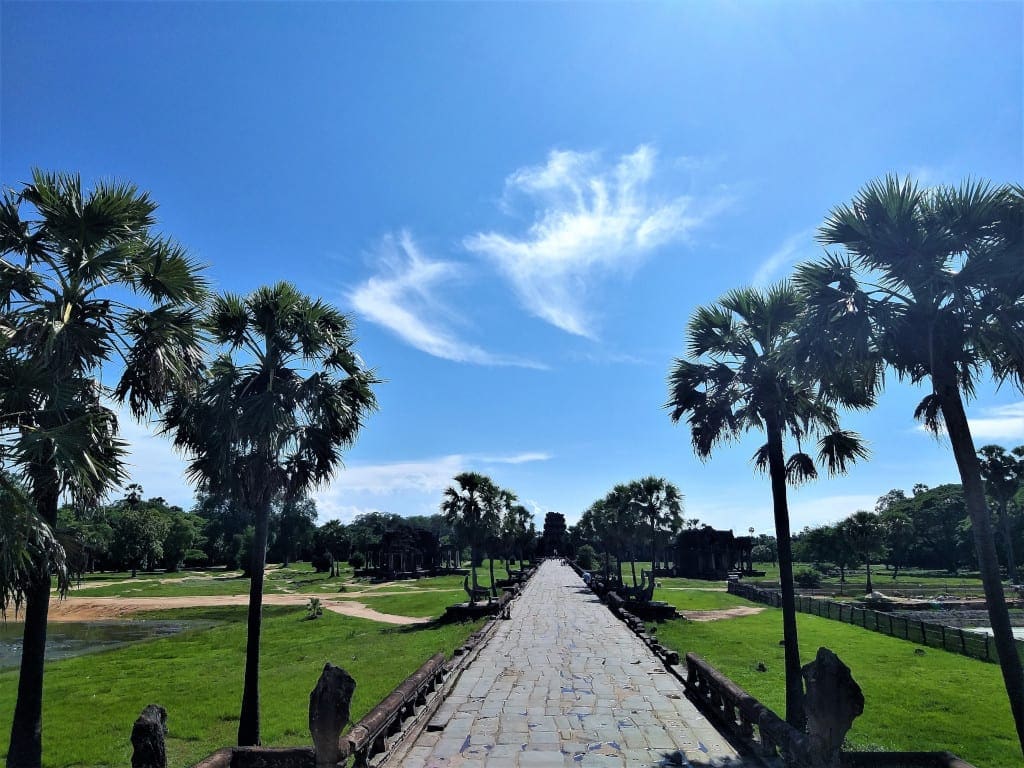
[40,594,430,625]
[684,606,765,622]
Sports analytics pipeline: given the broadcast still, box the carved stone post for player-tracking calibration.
[799,647,864,768]
[309,663,357,768]
[131,704,168,768]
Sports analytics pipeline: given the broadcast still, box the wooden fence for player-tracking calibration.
[728,582,1022,664]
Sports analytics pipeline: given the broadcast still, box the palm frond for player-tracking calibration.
[816,429,869,476]
[785,452,818,485]
[913,393,944,435]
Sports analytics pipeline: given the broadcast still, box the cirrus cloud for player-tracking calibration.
[347,231,544,368]
[465,145,731,338]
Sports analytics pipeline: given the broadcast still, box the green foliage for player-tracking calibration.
[0,476,71,617]
[348,551,366,569]
[793,567,822,588]
[576,544,597,570]
[110,507,170,575]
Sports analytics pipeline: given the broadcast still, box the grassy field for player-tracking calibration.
[654,588,752,612]
[654,592,1015,768]
[0,606,483,768]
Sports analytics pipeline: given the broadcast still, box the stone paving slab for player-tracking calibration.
[404,560,754,767]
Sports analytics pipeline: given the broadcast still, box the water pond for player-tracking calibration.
[967,626,1024,640]
[0,620,218,669]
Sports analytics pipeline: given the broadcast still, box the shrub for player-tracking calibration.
[183,549,208,568]
[311,551,333,573]
[349,551,366,569]
[306,597,323,620]
[576,544,597,570]
[794,567,822,588]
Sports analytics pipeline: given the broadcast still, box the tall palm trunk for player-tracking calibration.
[8,478,58,768]
[766,419,805,731]
[865,557,873,594]
[238,495,271,746]
[470,543,479,598]
[629,553,638,587]
[937,377,1024,755]
[488,553,496,597]
[650,517,658,577]
[1000,499,1017,583]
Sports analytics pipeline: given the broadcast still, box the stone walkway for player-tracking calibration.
[398,560,748,767]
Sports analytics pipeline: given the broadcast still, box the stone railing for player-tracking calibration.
[680,652,979,768]
[683,652,791,761]
[344,652,446,766]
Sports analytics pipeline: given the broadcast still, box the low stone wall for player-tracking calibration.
[681,653,978,768]
[728,581,1023,664]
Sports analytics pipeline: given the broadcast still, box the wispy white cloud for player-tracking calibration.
[914,402,1024,442]
[785,494,879,530]
[314,451,552,522]
[752,228,815,286]
[465,145,730,338]
[331,455,465,496]
[477,451,552,465]
[968,402,1024,441]
[331,451,552,496]
[347,231,544,368]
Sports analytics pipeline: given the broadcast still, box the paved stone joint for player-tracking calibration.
[403,560,745,767]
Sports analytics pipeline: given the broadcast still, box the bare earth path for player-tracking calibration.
[398,560,744,767]
[40,594,430,625]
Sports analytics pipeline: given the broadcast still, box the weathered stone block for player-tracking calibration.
[131,704,168,768]
[308,663,356,768]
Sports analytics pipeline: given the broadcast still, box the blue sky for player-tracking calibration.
[2,2,1022,534]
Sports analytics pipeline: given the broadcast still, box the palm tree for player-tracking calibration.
[795,177,1024,753]
[666,283,869,729]
[440,472,499,600]
[628,476,683,576]
[600,483,641,586]
[841,510,885,594]
[163,283,378,747]
[977,444,1023,583]
[0,475,71,620]
[0,171,207,767]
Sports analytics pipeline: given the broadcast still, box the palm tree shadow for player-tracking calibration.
[653,753,764,767]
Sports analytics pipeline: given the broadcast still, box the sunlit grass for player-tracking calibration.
[0,606,483,768]
[656,605,1014,768]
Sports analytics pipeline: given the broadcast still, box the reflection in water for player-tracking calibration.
[0,620,216,669]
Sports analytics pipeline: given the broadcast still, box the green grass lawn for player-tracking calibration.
[654,588,752,612]
[342,589,463,619]
[655,606,1016,768]
[0,607,482,768]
